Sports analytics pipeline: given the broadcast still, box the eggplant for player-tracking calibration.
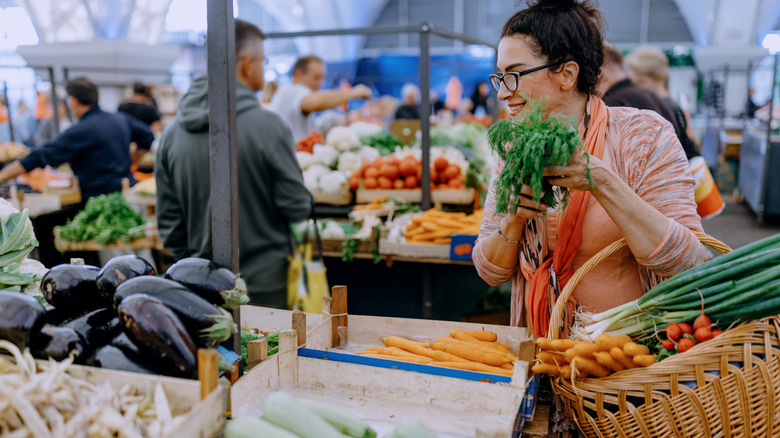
[0,291,46,348]
[42,264,104,310]
[87,345,162,375]
[43,304,73,326]
[164,258,248,309]
[117,294,197,377]
[110,331,144,358]
[30,325,87,361]
[114,276,236,347]
[96,255,156,301]
[62,307,121,351]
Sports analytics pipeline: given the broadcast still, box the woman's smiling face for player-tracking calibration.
[496,35,578,118]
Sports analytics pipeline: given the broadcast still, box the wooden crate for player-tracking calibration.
[232,330,529,438]
[357,187,475,205]
[54,227,164,252]
[432,188,475,205]
[39,362,228,438]
[312,185,353,206]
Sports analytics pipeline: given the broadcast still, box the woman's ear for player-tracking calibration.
[558,61,580,92]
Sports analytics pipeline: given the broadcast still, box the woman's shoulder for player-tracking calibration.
[606,106,677,152]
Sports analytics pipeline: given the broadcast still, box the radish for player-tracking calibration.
[694,326,713,342]
[662,339,676,351]
[677,337,695,353]
[693,289,713,331]
[666,323,682,341]
[678,323,693,335]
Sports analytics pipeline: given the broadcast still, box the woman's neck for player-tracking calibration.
[552,92,589,123]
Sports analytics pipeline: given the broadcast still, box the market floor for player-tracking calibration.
[701,198,780,249]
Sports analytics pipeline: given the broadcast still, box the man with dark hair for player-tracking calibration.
[597,43,698,159]
[270,54,371,141]
[118,81,162,134]
[0,77,154,198]
[156,19,312,308]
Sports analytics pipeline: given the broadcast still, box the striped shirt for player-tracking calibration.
[473,106,706,326]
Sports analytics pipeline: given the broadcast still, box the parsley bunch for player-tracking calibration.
[487,96,584,215]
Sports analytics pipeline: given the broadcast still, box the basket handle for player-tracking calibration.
[547,232,732,340]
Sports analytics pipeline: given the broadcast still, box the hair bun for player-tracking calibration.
[530,0,579,10]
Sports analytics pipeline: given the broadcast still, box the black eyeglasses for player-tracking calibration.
[488,60,570,93]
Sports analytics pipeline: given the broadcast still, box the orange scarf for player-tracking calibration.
[525,95,609,338]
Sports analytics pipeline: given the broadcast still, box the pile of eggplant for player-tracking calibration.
[0,256,248,378]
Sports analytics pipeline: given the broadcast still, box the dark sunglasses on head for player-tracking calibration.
[488,59,571,93]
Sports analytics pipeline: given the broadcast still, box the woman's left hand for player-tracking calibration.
[542,149,611,193]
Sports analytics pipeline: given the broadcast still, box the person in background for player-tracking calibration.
[625,46,697,149]
[394,83,421,120]
[156,19,312,308]
[430,89,445,114]
[261,80,278,108]
[13,101,36,146]
[270,55,370,141]
[118,82,162,134]
[33,100,72,146]
[469,82,491,117]
[0,77,153,198]
[597,43,698,159]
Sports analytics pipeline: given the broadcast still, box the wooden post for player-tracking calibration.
[246,338,267,370]
[70,258,84,265]
[292,310,307,348]
[331,285,348,348]
[198,348,218,400]
[278,329,297,353]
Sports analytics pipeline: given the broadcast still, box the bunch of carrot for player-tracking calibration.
[356,330,517,377]
[402,209,483,245]
[533,334,656,379]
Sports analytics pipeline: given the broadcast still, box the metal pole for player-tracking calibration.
[491,49,499,123]
[2,82,14,142]
[419,23,432,211]
[48,67,60,135]
[206,0,240,353]
[758,54,778,226]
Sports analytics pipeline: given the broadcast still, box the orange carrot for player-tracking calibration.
[536,337,555,351]
[594,351,624,373]
[431,350,471,363]
[622,342,650,358]
[449,330,498,342]
[360,353,433,364]
[429,341,509,366]
[450,330,509,352]
[362,347,430,360]
[537,351,566,365]
[632,354,656,367]
[382,336,434,358]
[435,361,512,376]
[532,363,562,376]
[435,337,515,362]
[500,363,514,370]
[550,339,577,351]
[609,347,637,369]
[571,356,609,378]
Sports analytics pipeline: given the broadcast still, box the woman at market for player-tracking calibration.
[473,0,706,336]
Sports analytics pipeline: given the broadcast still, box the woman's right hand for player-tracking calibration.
[499,184,548,241]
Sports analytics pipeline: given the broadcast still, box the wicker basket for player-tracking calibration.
[547,233,780,437]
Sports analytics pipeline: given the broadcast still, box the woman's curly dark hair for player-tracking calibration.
[501,0,605,96]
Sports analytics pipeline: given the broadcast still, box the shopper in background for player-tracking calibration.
[597,44,698,159]
[468,82,491,117]
[430,90,445,114]
[156,19,312,308]
[118,82,162,134]
[625,46,697,150]
[270,55,371,141]
[260,80,278,108]
[394,83,421,120]
[474,0,704,336]
[33,100,72,146]
[0,77,153,198]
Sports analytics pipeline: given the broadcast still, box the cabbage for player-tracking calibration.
[325,126,361,151]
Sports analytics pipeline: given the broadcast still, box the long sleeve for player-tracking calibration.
[621,114,706,278]
[265,123,313,223]
[122,113,155,150]
[19,125,87,171]
[472,158,519,286]
[155,131,189,260]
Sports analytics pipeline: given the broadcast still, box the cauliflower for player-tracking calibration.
[319,220,346,239]
[326,126,361,151]
[303,164,331,192]
[18,258,48,298]
[348,121,383,139]
[337,151,362,173]
[296,151,314,170]
[357,146,380,164]
[0,198,19,222]
[312,144,339,168]
[318,171,348,194]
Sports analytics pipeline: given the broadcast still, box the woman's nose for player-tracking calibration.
[497,83,513,101]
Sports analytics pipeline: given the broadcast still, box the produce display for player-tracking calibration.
[0,255,246,378]
[0,341,188,437]
[0,200,46,294]
[295,131,325,154]
[57,192,145,244]
[385,209,482,245]
[226,391,440,438]
[532,334,656,379]
[573,233,780,341]
[131,177,156,196]
[0,141,29,163]
[354,330,516,377]
[350,148,468,191]
[487,96,584,212]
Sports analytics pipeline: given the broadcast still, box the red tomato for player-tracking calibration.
[404,175,418,189]
[363,177,378,189]
[434,156,449,172]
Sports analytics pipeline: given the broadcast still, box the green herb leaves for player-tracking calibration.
[487,96,582,214]
[58,193,145,244]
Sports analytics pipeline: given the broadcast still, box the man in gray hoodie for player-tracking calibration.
[156,19,312,308]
